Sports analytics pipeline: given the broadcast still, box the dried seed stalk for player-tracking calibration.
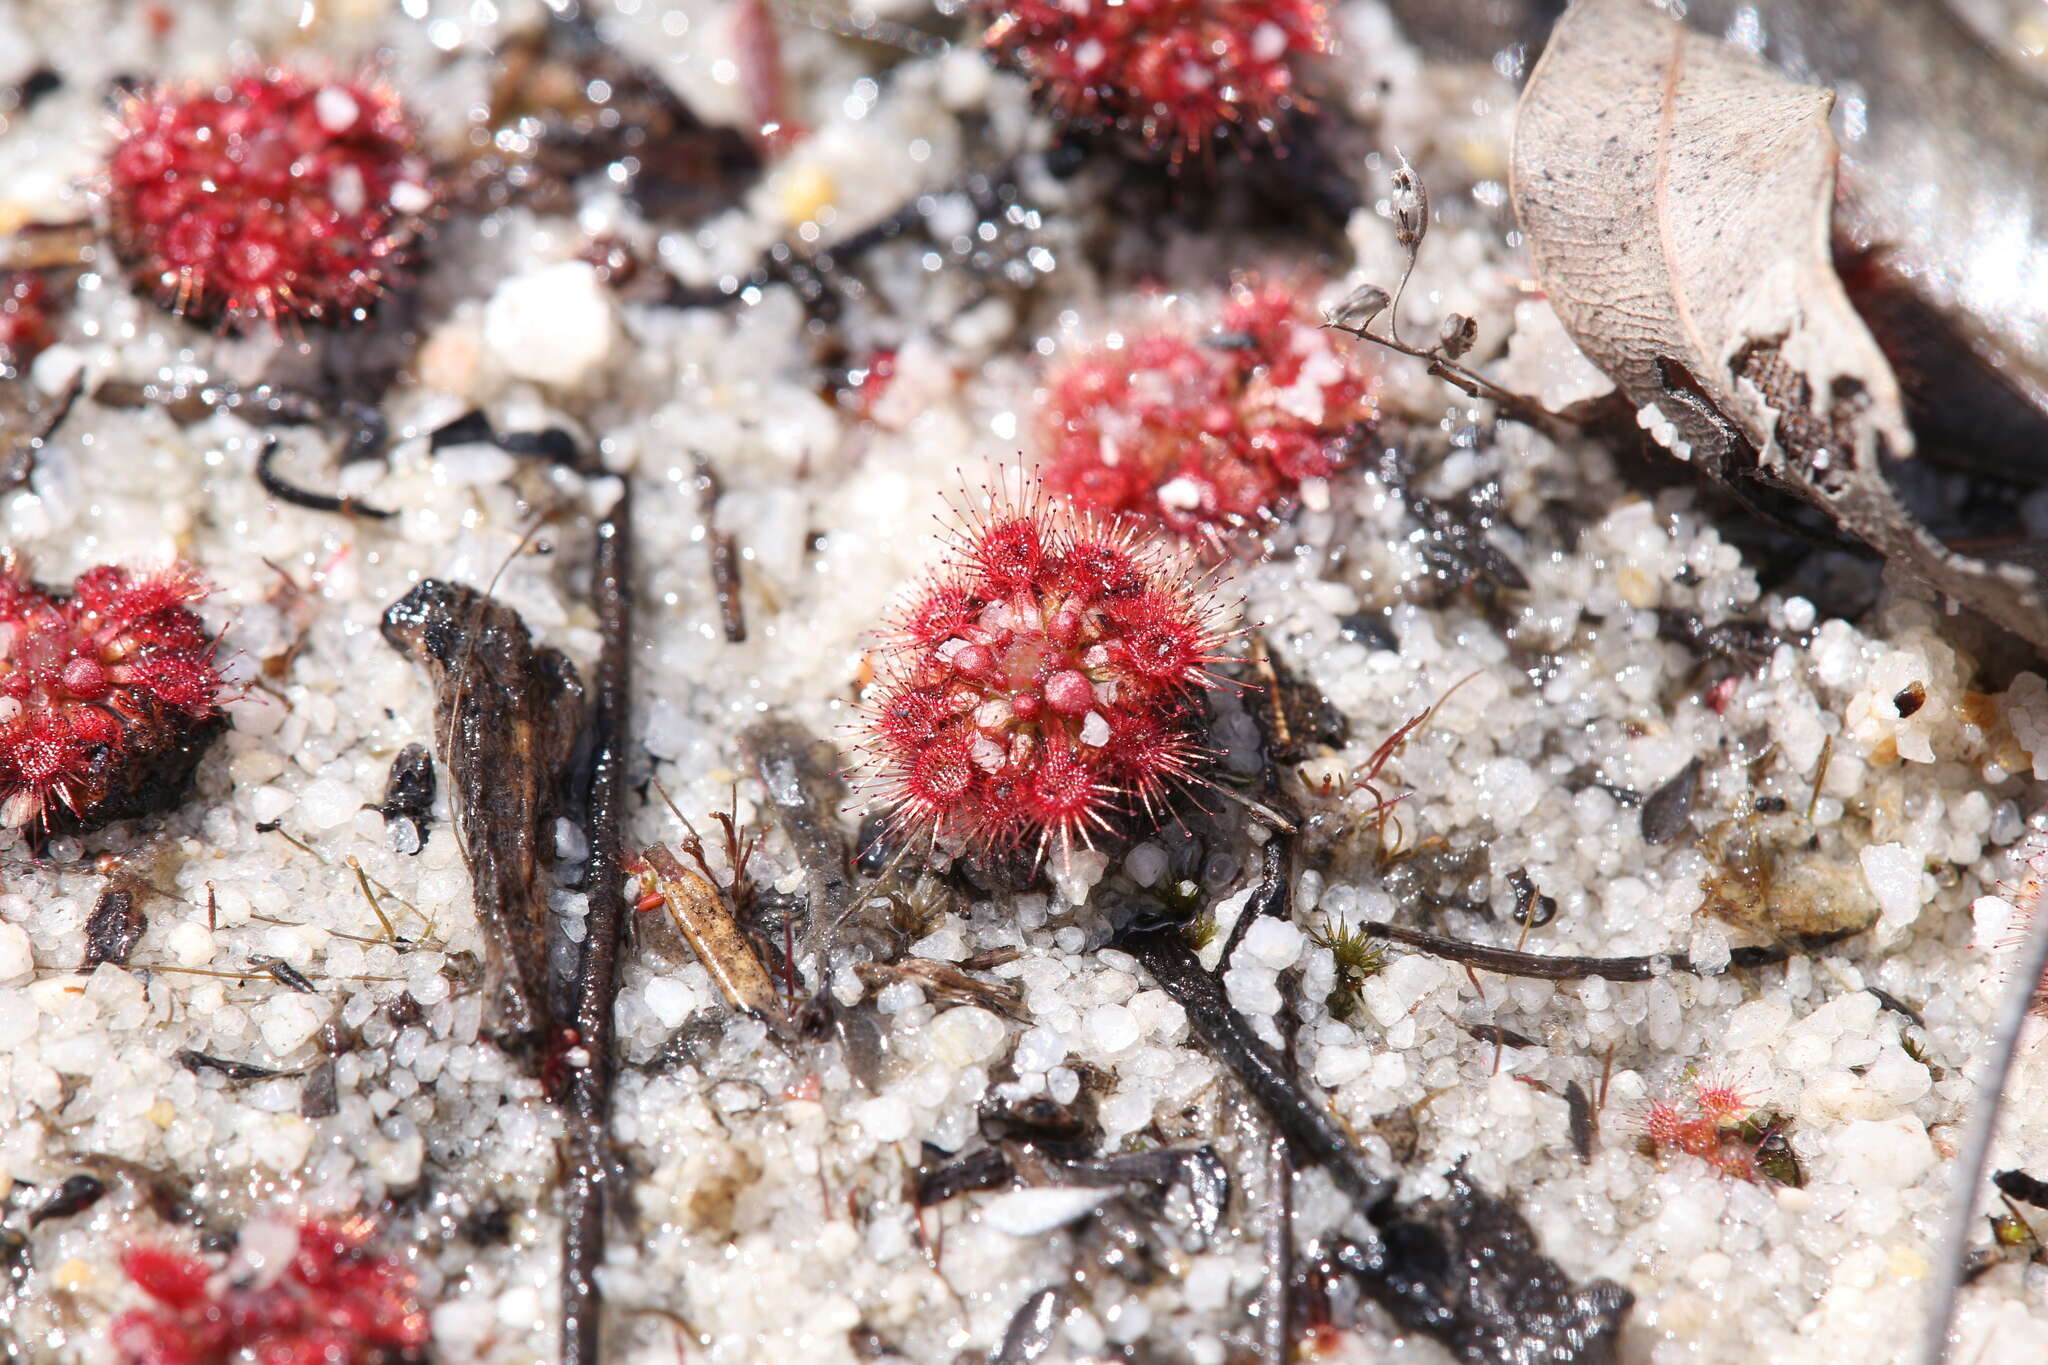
[638,843,788,1029]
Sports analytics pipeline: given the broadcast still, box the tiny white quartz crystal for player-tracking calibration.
[0,922,31,981]
[483,261,618,389]
[1232,917,1300,973]
[1859,843,1926,938]
[981,1186,1110,1235]
[927,1006,1006,1065]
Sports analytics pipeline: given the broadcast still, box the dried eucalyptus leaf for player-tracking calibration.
[1511,0,2048,653]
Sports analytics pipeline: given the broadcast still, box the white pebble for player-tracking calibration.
[256,995,328,1055]
[0,922,31,981]
[927,1006,1007,1065]
[167,921,215,967]
[852,1094,914,1144]
[295,778,359,832]
[1185,1256,1236,1312]
[1825,1116,1934,1188]
[1223,965,1283,1017]
[1476,757,1543,825]
[1239,917,1305,971]
[483,261,618,389]
[1014,1025,1067,1072]
[370,1133,425,1186]
[313,86,360,133]
[1085,1002,1140,1054]
[643,976,698,1029]
[249,785,296,825]
[1125,843,1168,887]
[1859,843,1927,937]
[1364,955,1447,1027]
[911,926,968,962]
[980,1186,1109,1235]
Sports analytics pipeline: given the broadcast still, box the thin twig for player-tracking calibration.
[690,452,746,643]
[255,437,394,520]
[1323,320,1576,442]
[1360,920,1793,982]
[561,489,634,1365]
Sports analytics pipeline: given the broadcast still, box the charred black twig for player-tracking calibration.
[1994,1169,2048,1213]
[1360,920,1793,982]
[562,490,634,1365]
[428,409,588,470]
[1215,833,1291,971]
[256,438,394,520]
[1118,919,1387,1208]
[254,958,318,994]
[915,1146,1012,1207]
[175,1049,287,1081]
[1565,1080,1596,1162]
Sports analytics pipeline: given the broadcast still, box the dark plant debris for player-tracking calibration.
[27,1174,106,1228]
[381,578,586,1040]
[1335,1164,1632,1364]
[379,742,437,856]
[81,890,145,969]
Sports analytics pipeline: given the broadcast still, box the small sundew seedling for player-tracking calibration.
[112,1218,428,1364]
[1637,1068,1800,1185]
[0,559,228,837]
[1039,278,1378,547]
[105,68,435,331]
[855,485,1235,873]
[981,0,1328,162]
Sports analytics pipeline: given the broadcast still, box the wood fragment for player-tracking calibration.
[562,490,634,1365]
[1565,1079,1596,1162]
[1640,758,1701,845]
[691,454,747,642]
[81,890,144,969]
